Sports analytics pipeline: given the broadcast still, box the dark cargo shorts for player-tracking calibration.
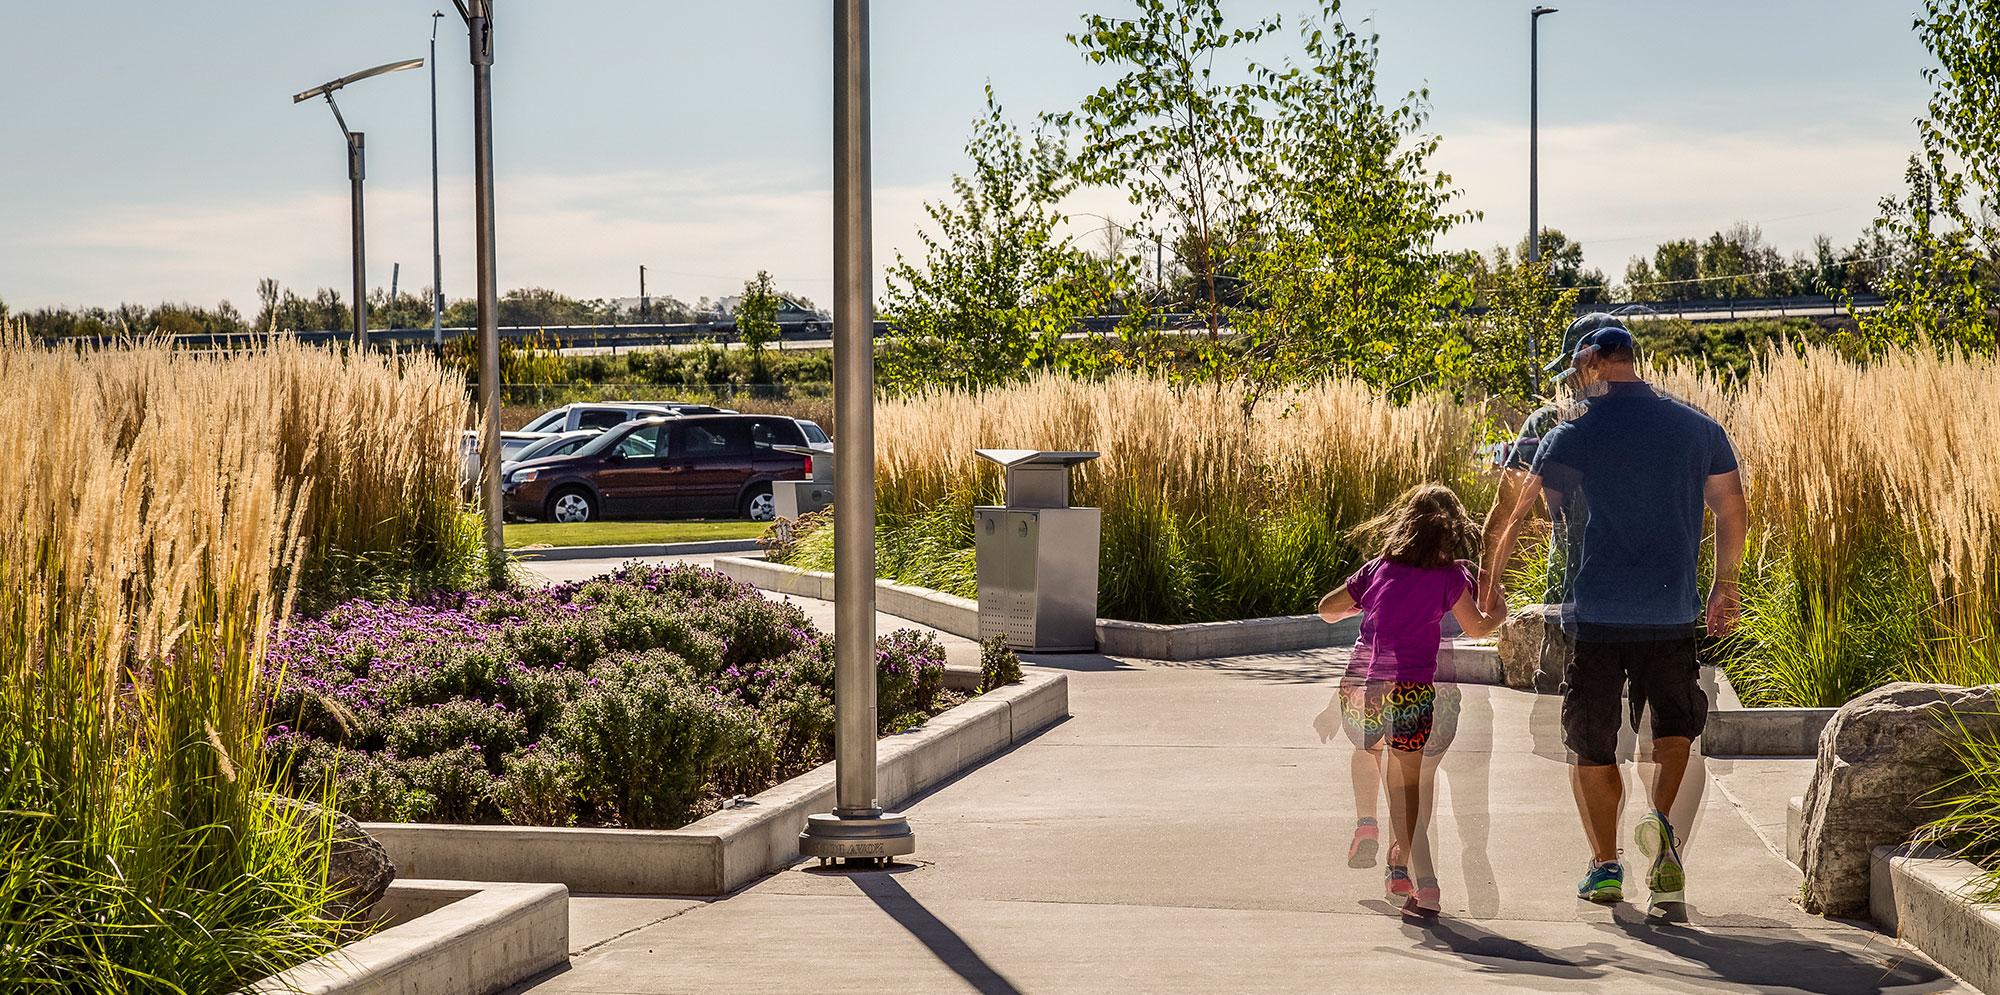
[1561,636,1706,766]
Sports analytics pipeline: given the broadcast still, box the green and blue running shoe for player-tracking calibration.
[1577,859,1624,903]
[1635,810,1686,902]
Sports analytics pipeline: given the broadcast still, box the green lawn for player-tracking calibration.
[504,519,767,549]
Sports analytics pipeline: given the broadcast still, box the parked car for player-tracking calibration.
[460,430,554,495]
[503,414,817,523]
[517,401,735,434]
[501,429,600,475]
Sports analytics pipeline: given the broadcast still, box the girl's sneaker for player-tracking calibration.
[1402,879,1442,918]
[1385,864,1414,898]
[1347,822,1380,868]
[1384,845,1413,897]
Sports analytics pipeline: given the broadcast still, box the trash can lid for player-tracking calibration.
[974,449,1100,468]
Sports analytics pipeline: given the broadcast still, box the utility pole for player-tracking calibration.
[799,0,914,868]
[431,10,445,349]
[639,264,649,321]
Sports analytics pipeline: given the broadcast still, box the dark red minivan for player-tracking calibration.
[501,414,815,523]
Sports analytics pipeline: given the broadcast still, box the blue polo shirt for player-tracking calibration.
[1529,381,1738,635]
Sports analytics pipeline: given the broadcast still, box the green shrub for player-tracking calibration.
[556,658,769,828]
[383,698,527,763]
[980,638,1024,692]
[877,630,948,732]
[498,745,581,827]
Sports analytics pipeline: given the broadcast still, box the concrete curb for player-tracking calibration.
[1870,844,2000,994]
[714,555,982,638]
[510,538,763,562]
[1703,669,1836,757]
[244,879,568,995]
[362,672,1067,896]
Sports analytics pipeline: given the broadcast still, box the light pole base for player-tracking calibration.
[799,809,915,867]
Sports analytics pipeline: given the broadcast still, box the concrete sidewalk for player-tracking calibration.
[501,636,1960,994]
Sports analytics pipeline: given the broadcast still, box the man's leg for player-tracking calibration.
[1646,735,1692,818]
[1571,761,1623,863]
[1562,639,1625,862]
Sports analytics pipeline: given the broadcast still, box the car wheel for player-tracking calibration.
[548,488,597,524]
[742,486,776,522]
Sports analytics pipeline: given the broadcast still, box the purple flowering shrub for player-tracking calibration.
[265,562,948,828]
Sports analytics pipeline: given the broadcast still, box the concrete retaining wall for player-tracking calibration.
[1703,670,1835,758]
[717,555,1488,664]
[364,672,1067,896]
[246,880,568,995]
[1871,845,2000,995]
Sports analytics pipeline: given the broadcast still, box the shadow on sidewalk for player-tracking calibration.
[849,873,1024,995]
[1388,906,1952,994]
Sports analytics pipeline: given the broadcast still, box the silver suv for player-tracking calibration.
[518,401,733,433]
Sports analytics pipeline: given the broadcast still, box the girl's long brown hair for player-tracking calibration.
[1351,483,1479,569]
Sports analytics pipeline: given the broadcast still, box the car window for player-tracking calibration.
[750,418,806,449]
[614,425,663,458]
[522,410,564,433]
[577,409,634,430]
[798,421,829,445]
[500,438,536,457]
[679,421,752,457]
[552,438,587,456]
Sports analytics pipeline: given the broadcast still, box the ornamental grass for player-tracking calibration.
[0,333,477,991]
[781,373,1489,623]
[1654,344,2000,705]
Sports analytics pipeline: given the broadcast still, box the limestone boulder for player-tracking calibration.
[264,793,397,919]
[1799,682,2000,915]
[1497,604,1562,691]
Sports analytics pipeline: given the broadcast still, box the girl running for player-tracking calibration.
[1316,483,1503,917]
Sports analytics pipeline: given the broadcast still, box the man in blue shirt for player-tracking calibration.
[1483,324,1749,910]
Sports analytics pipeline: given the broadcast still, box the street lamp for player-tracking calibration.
[799,0,915,868]
[452,0,505,579]
[293,57,425,350]
[1529,5,1557,265]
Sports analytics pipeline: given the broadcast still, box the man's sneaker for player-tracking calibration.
[1577,860,1624,903]
[1347,823,1380,868]
[1635,810,1686,902]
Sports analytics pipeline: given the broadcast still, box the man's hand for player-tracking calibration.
[1705,581,1741,636]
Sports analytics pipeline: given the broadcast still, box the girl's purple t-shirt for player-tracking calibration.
[1346,557,1475,681]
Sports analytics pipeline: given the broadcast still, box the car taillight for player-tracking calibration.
[802,455,813,476]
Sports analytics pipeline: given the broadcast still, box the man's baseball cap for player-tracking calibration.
[1547,313,1634,382]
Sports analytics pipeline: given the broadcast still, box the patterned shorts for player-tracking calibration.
[1339,680,1438,753]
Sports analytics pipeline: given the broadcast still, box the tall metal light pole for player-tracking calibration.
[431,11,446,348]
[455,0,505,578]
[1529,5,1557,265]
[294,58,424,350]
[800,0,914,868]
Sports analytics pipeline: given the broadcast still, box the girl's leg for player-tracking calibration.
[1386,746,1430,879]
[1350,742,1384,822]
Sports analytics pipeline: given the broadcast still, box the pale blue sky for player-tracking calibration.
[0,1,1932,312]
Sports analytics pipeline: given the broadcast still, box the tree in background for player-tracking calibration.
[734,270,781,368]
[1853,0,1999,353]
[1053,0,1279,340]
[1467,261,1580,408]
[1512,229,1608,303]
[1235,2,1476,399]
[880,89,1136,394]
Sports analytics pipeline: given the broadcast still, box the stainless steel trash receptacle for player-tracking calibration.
[773,444,834,520]
[974,449,1100,652]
